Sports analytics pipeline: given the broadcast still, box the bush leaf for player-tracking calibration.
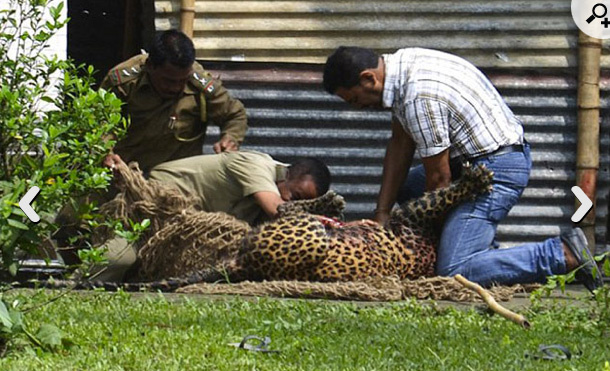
[7,218,29,231]
[36,324,63,350]
[0,300,13,330]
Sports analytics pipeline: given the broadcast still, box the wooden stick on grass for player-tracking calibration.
[454,274,530,329]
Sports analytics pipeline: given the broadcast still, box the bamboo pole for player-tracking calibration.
[180,0,196,38]
[576,31,602,254]
[454,275,530,329]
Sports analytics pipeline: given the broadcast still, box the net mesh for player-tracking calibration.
[176,276,538,302]
[100,161,249,280]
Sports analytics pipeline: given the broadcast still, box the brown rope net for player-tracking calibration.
[176,276,538,302]
[102,161,539,302]
[100,161,250,280]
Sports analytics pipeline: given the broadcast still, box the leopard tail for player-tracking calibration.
[392,163,494,231]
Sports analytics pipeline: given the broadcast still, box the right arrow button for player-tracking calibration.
[571,186,593,223]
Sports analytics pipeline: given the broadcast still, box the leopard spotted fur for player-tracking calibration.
[218,163,494,282]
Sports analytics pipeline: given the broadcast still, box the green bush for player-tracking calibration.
[0,0,127,274]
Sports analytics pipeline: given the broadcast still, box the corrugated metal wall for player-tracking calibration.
[154,0,610,248]
[155,0,610,67]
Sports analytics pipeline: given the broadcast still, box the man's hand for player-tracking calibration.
[373,209,391,226]
[103,153,124,169]
[213,136,239,153]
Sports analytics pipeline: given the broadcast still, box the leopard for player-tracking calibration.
[208,163,494,283]
[18,163,493,291]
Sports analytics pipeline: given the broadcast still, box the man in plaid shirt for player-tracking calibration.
[323,46,602,292]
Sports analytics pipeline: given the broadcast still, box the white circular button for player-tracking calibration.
[572,0,610,39]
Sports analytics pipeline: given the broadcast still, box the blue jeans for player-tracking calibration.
[397,143,567,286]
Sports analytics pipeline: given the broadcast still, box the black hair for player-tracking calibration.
[147,29,196,68]
[288,158,331,196]
[323,46,380,94]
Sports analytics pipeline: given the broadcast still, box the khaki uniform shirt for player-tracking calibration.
[100,54,248,172]
[148,151,288,225]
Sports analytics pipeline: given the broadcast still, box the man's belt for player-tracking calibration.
[463,144,524,163]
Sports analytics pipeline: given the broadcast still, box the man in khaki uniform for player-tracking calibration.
[150,150,331,225]
[56,29,247,277]
[101,29,247,173]
[101,151,331,281]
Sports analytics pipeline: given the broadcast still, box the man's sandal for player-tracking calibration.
[525,344,579,361]
[560,228,603,294]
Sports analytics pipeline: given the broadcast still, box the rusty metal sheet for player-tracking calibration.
[154,0,609,67]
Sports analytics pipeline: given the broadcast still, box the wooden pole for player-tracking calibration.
[454,275,530,329]
[180,0,196,38]
[576,31,602,254]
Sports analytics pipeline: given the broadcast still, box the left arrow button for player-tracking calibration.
[19,186,41,223]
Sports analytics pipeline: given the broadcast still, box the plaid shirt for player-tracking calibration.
[381,48,524,159]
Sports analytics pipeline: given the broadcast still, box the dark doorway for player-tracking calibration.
[67,0,150,84]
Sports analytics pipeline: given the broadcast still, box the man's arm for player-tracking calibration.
[401,97,452,191]
[224,152,285,218]
[203,75,248,153]
[374,119,416,224]
[253,191,285,218]
[99,63,131,168]
[421,149,452,191]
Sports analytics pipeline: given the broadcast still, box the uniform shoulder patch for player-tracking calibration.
[105,54,147,87]
[190,71,217,96]
[107,65,142,86]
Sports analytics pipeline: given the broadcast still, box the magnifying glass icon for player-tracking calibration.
[587,3,607,23]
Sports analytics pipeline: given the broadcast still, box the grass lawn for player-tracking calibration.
[0,289,609,370]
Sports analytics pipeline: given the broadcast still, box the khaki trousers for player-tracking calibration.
[88,236,137,282]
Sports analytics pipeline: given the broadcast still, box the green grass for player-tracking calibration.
[0,290,609,370]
